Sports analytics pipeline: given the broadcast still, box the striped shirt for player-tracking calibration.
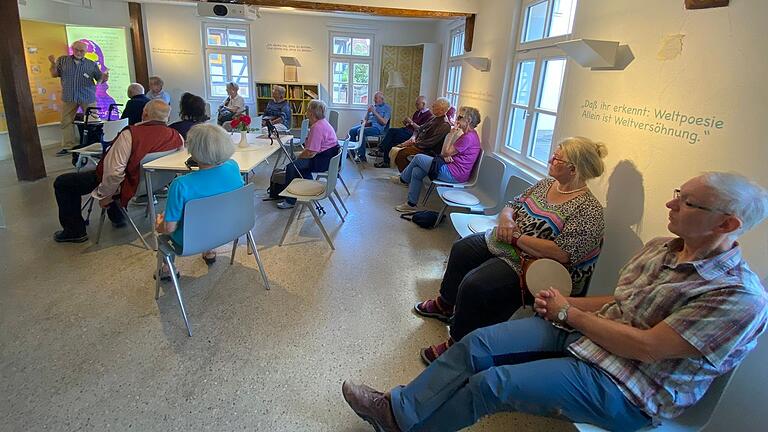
[568,237,768,419]
[56,55,102,104]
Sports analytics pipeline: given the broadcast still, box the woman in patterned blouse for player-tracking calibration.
[414,136,608,364]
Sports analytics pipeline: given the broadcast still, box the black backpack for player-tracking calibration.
[400,210,445,229]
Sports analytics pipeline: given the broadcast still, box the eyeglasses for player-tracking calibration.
[456,115,464,120]
[549,155,573,166]
[672,189,731,215]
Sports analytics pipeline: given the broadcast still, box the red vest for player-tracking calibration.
[96,121,183,207]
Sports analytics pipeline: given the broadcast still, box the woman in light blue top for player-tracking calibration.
[156,124,243,273]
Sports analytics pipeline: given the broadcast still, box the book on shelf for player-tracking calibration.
[303,89,318,99]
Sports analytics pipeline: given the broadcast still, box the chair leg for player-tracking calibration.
[95,208,107,244]
[297,204,305,220]
[164,255,191,336]
[121,207,151,250]
[433,204,448,229]
[155,251,163,300]
[308,202,335,250]
[338,174,350,196]
[82,197,95,226]
[279,204,299,246]
[422,183,435,206]
[327,195,345,222]
[246,231,271,290]
[333,189,348,214]
[230,237,239,265]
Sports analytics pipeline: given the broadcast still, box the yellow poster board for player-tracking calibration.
[0,20,68,132]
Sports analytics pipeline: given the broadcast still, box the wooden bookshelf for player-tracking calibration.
[254,81,320,129]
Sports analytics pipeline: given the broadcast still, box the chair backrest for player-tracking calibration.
[299,118,309,144]
[102,118,129,143]
[180,183,256,256]
[339,139,350,168]
[464,148,485,185]
[475,156,507,207]
[486,174,534,215]
[329,110,340,133]
[321,151,343,198]
[138,148,182,195]
[357,120,366,149]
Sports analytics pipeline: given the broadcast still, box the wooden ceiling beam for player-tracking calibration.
[239,0,473,19]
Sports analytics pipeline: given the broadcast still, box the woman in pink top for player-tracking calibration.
[277,99,340,209]
[395,106,482,212]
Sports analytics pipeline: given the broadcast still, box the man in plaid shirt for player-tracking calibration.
[342,172,768,432]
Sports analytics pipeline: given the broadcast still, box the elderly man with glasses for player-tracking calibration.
[342,172,768,432]
[49,40,110,155]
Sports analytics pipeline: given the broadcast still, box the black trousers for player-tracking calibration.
[283,145,340,204]
[439,233,533,341]
[53,171,124,236]
[378,127,412,163]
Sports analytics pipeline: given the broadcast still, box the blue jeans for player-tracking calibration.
[348,125,383,161]
[401,154,456,205]
[390,317,651,432]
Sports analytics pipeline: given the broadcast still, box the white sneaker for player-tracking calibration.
[276,200,295,209]
[395,202,419,212]
[390,175,407,186]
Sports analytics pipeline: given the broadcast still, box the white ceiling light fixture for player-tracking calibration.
[462,57,491,72]
[556,39,634,71]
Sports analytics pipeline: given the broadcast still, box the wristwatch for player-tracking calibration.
[510,229,522,246]
[557,303,571,324]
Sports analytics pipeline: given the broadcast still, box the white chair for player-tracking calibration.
[346,125,365,179]
[432,155,508,227]
[72,118,129,173]
[279,151,344,250]
[154,183,270,336]
[291,118,309,148]
[449,175,533,238]
[316,139,351,201]
[422,147,483,206]
[574,369,737,431]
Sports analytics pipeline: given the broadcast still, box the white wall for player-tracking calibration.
[451,1,768,429]
[143,4,444,134]
[0,0,131,161]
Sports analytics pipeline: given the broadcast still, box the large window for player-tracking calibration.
[502,0,577,170]
[330,32,373,108]
[204,23,251,101]
[444,26,465,107]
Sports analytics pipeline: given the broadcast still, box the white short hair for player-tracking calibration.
[226,82,239,91]
[127,83,144,97]
[272,85,286,98]
[306,99,327,120]
[186,124,235,166]
[701,172,768,233]
[143,99,171,123]
[432,97,451,115]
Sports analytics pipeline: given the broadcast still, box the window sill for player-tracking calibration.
[329,105,368,111]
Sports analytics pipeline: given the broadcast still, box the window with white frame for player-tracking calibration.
[329,32,373,108]
[444,26,465,107]
[502,0,577,170]
[203,22,251,101]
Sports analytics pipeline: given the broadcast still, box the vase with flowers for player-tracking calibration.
[230,114,253,148]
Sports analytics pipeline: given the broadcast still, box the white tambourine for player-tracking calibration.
[524,258,572,297]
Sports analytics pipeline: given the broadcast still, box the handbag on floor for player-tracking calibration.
[268,168,287,199]
[400,210,445,229]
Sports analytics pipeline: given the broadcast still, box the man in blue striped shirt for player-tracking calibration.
[48,40,109,155]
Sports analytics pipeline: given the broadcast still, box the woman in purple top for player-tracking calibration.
[395,106,482,212]
[277,99,340,209]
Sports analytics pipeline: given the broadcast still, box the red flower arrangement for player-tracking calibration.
[230,114,252,132]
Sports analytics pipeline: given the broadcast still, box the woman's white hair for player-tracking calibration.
[226,82,239,91]
[559,136,608,182]
[432,97,451,115]
[143,99,171,122]
[306,99,327,120]
[186,123,234,166]
[272,85,286,98]
[701,172,768,233]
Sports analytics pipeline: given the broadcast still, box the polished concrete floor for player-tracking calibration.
[0,149,574,431]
